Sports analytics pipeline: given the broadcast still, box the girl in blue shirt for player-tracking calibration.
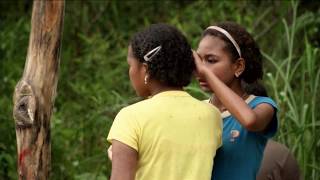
[193,21,278,180]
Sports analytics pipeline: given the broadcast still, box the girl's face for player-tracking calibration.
[127,46,149,97]
[196,35,239,91]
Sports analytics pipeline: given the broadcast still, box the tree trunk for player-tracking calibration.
[12,0,64,179]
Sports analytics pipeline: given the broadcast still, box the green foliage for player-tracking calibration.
[0,0,319,179]
[0,13,30,179]
[263,2,320,179]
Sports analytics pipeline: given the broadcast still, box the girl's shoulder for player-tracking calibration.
[248,95,277,109]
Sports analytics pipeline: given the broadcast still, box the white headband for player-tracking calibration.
[206,26,241,58]
[143,46,162,62]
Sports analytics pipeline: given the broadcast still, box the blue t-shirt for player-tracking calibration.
[212,95,278,180]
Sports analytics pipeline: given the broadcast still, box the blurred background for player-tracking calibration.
[0,0,319,179]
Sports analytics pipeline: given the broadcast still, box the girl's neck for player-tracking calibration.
[148,83,183,97]
[210,81,247,112]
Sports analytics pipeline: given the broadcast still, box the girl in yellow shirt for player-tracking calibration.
[107,23,222,180]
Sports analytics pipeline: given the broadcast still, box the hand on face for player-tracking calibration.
[192,50,213,91]
[193,50,208,78]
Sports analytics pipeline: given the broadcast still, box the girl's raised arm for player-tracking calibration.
[193,51,274,132]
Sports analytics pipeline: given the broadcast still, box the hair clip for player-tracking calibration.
[143,46,162,62]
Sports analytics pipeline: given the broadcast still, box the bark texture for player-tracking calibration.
[12,0,64,179]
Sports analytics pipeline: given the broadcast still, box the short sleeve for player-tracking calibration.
[250,97,278,139]
[107,107,140,151]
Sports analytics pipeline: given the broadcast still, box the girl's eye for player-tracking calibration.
[205,58,217,64]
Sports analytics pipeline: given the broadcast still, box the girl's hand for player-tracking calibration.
[192,50,210,78]
[108,145,112,161]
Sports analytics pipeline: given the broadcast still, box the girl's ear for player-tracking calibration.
[142,62,149,84]
[142,62,148,75]
[234,58,245,78]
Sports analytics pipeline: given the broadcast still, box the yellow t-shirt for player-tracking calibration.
[107,91,222,180]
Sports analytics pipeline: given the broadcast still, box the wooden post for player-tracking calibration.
[12,0,64,179]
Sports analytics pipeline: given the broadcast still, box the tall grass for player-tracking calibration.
[263,1,320,179]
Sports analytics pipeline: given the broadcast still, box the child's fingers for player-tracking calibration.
[192,50,204,78]
[108,145,112,161]
[192,50,206,73]
[192,50,202,65]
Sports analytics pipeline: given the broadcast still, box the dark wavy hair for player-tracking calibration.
[203,21,263,84]
[130,23,195,87]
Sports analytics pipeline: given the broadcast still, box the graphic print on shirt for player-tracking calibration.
[230,129,240,142]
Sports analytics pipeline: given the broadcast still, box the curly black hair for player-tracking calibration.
[203,21,263,84]
[130,23,195,87]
